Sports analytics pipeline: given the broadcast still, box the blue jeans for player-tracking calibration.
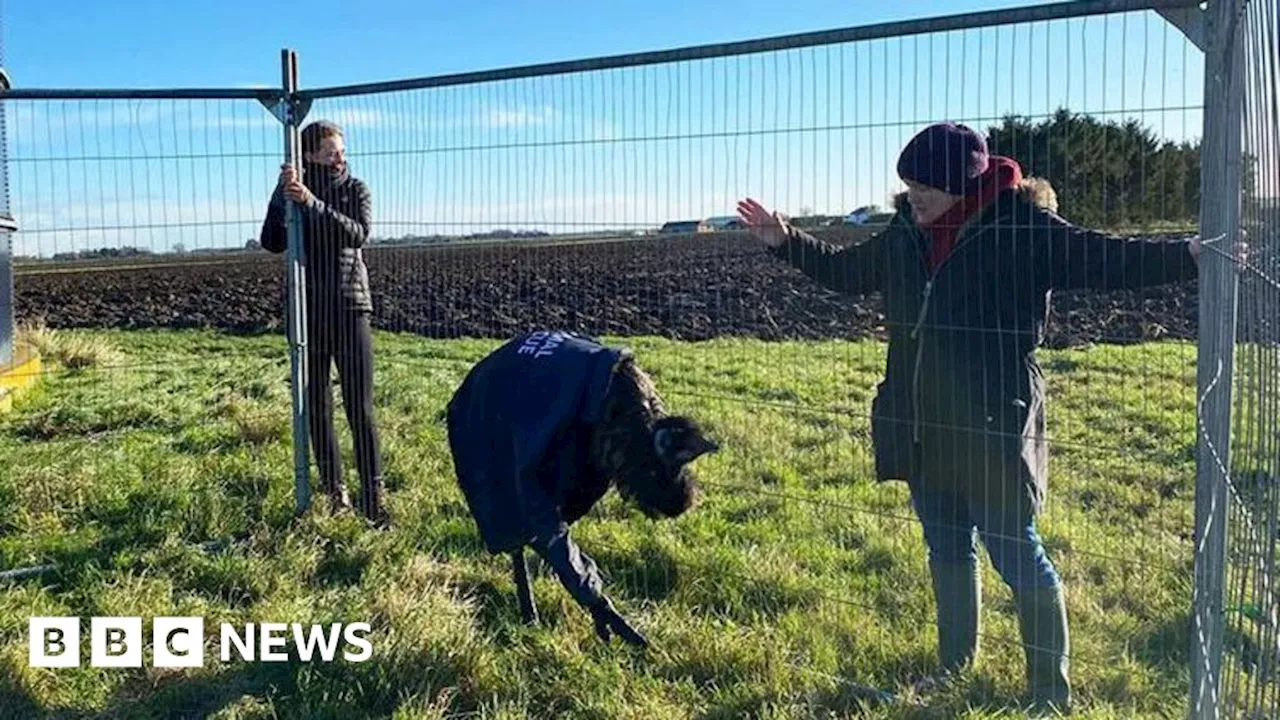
[908,480,1061,591]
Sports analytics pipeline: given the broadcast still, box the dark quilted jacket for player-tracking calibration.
[259,166,374,316]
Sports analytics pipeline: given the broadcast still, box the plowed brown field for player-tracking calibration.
[15,230,1199,348]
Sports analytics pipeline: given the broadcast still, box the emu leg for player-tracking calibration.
[512,548,538,625]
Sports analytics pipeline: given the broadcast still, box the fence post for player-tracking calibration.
[0,63,14,367]
[280,49,312,515]
[1190,0,1246,716]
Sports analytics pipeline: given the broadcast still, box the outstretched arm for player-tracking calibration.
[1038,209,1200,291]
[769,227,884,296]
[738,198,883,295]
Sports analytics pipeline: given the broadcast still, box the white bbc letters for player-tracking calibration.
[153,617,204,668]
[29,616,373,668]
[91,617,143,668]
[259,622,289,661]
[29,617,80,668]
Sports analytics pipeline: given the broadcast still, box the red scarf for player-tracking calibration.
[922,156,1023,272]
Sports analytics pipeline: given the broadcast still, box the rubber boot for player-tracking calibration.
[357,476,390,529]
[933,558,982,673]
[1014,583,1071,715]
[912,559,981,695]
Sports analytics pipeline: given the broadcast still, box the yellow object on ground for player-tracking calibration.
[0,343,42,413]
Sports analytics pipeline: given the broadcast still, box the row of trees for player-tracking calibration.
[986,108,1262,231]
[986,109,1204,230]
[49,246,155,262]
[751,109,1243,233]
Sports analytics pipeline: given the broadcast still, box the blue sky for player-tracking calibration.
[3,1,1210,257]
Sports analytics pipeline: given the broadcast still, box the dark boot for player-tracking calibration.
[317,466,352,514]
[933,559,982,674]
[326,484,353,514]
[1014,583,1071,714]
[912,559,981,695]
[357,476,390,529]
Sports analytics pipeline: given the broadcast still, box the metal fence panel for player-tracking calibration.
[0,15,13,366]
[1192,0,1249,714]
[1203,0,1280,716]
[2,0,1275,716]
[299,7,1208,713]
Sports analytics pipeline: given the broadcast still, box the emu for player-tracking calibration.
[445,330,718,647]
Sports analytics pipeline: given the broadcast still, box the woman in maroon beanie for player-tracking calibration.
[739,121,1208,713]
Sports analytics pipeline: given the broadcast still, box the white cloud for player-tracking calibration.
[194,113,278,130]
[6,101,167,135]
[482,105,557,128]
[321,108,390,128]
[586,120,621,142]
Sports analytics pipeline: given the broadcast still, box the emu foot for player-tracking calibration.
[590,597,650,648]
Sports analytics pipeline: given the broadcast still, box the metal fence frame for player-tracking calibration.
[0,49,15,366]
[1191,2,1249,716]
[0,0,1262,715]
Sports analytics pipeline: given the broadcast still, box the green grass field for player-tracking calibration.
[0,327,1210,718]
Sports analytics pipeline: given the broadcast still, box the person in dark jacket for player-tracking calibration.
[738,122,1211,713]
[446,330,718,648]
[260,120,388,528]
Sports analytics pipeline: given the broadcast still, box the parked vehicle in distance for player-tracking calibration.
[659,220,711,234]
[842,206,873,226]
[703,216,744,232]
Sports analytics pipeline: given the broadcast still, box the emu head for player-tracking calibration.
[591,357,719,520]
[612,414,717,520]
[646,415,718,515]
[653,415,719,468]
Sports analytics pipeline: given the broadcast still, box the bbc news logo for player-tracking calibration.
[29,617,373,668]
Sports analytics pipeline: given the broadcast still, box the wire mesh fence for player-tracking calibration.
[0,0,1273,716]
[1211,0,1280,716]
[0,1,13,367]
[306,8,1210,710]
[3,97,294,506]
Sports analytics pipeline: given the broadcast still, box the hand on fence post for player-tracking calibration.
[1189,228,1250,274]
[280,164,315,207]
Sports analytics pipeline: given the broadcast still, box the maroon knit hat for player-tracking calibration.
[896,122,990,195]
